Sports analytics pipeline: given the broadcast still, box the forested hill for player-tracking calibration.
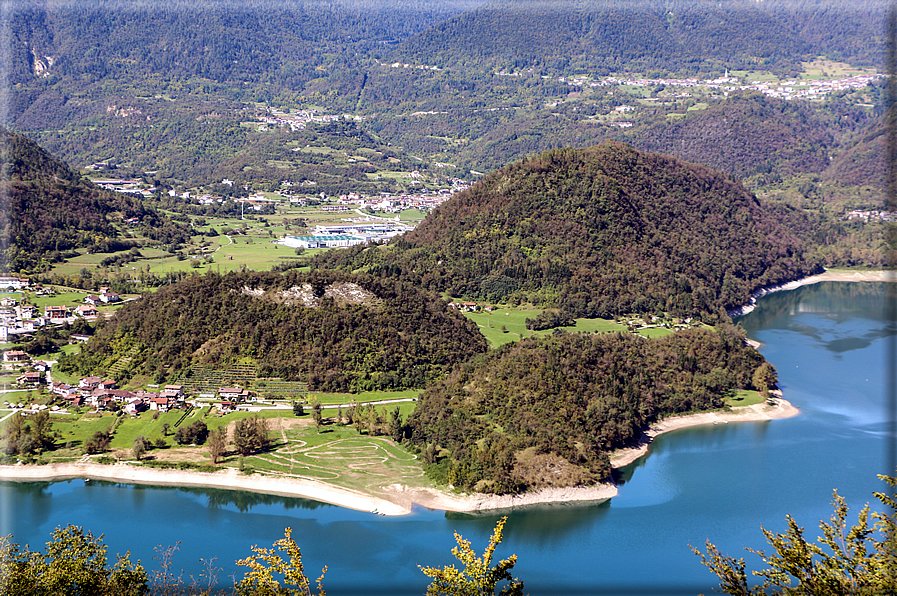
[316,142,821,319]
[394,0,886,75]
[630,93,870,182]
[408,326,773,494]
[0,128,186,273]
[58,270,488,392]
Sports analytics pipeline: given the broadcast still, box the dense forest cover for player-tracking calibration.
[2,0,885,190]
[57,270,487,392]
[407,326,773,494]
[317,143,821,319]
[395,0,886,75]
[0,128,188,273]
[632,93,873,183]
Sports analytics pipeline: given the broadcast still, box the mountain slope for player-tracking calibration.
[393,0,886,75]
[0,127,185,273]
[317,142,822,318]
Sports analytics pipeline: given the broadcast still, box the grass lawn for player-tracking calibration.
[636,326,674,338]
[726,389,766,408]
[238,420,431,496]
[308,389,419,406]
[463,307,626,348]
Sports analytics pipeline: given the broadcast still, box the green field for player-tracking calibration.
[635,326,674,338]
[725,389,766,408]
[463,307,626,348]
[10,404,438,499]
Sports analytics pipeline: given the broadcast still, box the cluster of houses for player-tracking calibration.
[49,378,188,414]
[0,286,121,342]
[845,209,895,222]
[448,302,495,312]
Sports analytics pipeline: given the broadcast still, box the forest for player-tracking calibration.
[1,0,887,196]
[315,142,822,319]
[407,325,774,493]
[0,128,190,273]
[56,269,488,392]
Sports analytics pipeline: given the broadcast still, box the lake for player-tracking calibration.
[1,281,892,595]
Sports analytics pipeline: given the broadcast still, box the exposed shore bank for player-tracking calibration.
[728,269,892,317]
[0,397,797,515]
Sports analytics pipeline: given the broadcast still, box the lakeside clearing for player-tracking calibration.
[0,397,798,515]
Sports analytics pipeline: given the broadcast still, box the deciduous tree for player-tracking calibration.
[419,516,525,596]
[208,427,227,464]
[235,527,326,596]
[693,472,897,595]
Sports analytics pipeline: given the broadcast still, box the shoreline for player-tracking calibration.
[0,396,798,515]
[727,269,892,317]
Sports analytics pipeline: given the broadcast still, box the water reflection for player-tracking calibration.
[740,282,892,334]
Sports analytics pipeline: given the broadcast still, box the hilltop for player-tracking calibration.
[58,269,488,392]
[316,142,822,319]
[0,127,187,273]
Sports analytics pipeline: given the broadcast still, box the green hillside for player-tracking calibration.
[58,269,488,392]
[316,142,822,319]
[408,325,772,493]
[0,127,188,273]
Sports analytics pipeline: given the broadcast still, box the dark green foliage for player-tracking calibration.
[233,416,270,456]
[408,326,767,493]
[0,128,189,273]
[173,420,208,446]
[62,270,487,392]
[0,525,149,596]
[525,310,574,331]
[84,431,112,455]
[1,411,55,457]
[633,93,870,181]
[396,0,885,75]
[317,143,821,318]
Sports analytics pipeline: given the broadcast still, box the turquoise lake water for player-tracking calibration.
[1,281,893,595]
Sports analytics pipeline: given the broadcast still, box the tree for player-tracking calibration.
[235,527,326,596]
[132,436,147,461]
[0,524,148,596]
[85,430,112,455]
[233,415,270,456]
[311,401,323,433]
[161,423,170,436]
[388,407,403,442]
[174,420,208,445]
[292,401,304,417]
[208,427,227,464]
[693,471,897,595]
[752,362,777,399]
[419,516,525,596]
[29,410,55,453]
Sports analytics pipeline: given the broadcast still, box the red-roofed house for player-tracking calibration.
[3,350,29,363]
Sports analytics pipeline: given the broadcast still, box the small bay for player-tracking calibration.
[1,281,891,595]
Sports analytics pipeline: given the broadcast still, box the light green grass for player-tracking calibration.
[237,422,431,495]
[463,307,626,348]
[635,326,674,338]
[726,389,766,408]
[398,209,428,221]
[308,390,420,406]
